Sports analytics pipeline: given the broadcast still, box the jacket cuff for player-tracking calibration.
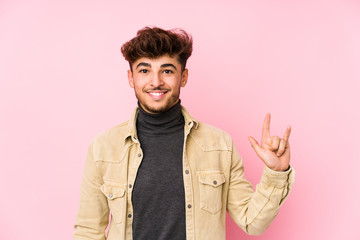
[261,165,295,188]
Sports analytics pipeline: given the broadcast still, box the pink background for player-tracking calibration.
[1,0,359,239]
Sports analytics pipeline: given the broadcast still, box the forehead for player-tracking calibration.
[133,55,180,67]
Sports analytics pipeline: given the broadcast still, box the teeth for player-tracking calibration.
[149,92,164,96]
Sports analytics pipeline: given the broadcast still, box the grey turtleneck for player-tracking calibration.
[132,101,186,240]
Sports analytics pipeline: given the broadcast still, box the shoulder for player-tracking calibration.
[91,121,130,146]
[88,120,131,160]
[189,121,233,151]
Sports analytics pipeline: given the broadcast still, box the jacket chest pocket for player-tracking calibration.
[197,172,226,214]
[100,183,126,224]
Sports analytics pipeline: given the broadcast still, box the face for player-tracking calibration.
[128,55,188,114]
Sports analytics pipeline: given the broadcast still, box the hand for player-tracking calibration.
[248,113,291,172]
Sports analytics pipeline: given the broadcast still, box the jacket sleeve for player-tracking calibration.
[73,142,109,240]
[226,141,295,235]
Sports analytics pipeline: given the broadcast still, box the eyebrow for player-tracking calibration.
[135,62,177,70]
[136,62,151,69]
[160,63,177,70]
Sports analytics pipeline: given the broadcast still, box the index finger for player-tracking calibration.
[262,113,271,139]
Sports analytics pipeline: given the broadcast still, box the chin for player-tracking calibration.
[140,103,165,114]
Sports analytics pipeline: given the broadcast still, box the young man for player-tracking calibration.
[73,27,294,240]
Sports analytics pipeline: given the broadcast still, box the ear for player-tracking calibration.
[181,68,188,87]
[128,70,135,88]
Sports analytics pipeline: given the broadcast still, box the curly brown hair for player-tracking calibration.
[121,26,193,72]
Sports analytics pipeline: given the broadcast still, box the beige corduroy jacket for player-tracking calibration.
[74,106,295,240]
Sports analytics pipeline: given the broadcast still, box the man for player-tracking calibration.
[74,26,294,240]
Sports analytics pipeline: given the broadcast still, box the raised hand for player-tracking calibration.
[248,113,291,172]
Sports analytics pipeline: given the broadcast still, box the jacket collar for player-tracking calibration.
[124,105,199,143]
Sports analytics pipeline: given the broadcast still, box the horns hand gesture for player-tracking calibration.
[248,113,291,172]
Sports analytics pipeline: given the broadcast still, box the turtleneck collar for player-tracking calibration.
[136,100,185,135]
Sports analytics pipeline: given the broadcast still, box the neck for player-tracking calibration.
[136,101,184,135]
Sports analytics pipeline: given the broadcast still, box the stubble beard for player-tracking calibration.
[135,88,181,114]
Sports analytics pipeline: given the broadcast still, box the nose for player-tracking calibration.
[150,72,164,87]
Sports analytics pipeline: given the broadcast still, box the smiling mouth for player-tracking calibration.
[149,92,165,96]
[147,90,168,99]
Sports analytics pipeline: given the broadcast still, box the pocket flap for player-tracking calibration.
[198,173,225,187]
[100,183,125,199]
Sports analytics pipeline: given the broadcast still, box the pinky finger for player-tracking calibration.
[276,139,286,156]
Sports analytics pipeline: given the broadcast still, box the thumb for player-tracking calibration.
[248,136,264,158]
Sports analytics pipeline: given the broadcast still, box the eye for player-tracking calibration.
[163,69,173,74]
[139,69,148,73]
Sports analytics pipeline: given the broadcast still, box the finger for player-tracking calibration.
[248,136,264,158]
[276,139,286,156]
[271,136,280,151]
[283,125,291,144]
[262,113,271,141]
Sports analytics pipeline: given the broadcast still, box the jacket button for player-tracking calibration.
[187,204,192,209]
[128,214,132,218]
[129,184,132,188]
[185,170,189,174]
[213,181,217,185]
[108,194,113,198]
[138,153,142,157]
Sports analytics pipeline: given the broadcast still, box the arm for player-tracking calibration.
[227,144,294,235]
[73,142,109,240]
[227,113,295,235]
